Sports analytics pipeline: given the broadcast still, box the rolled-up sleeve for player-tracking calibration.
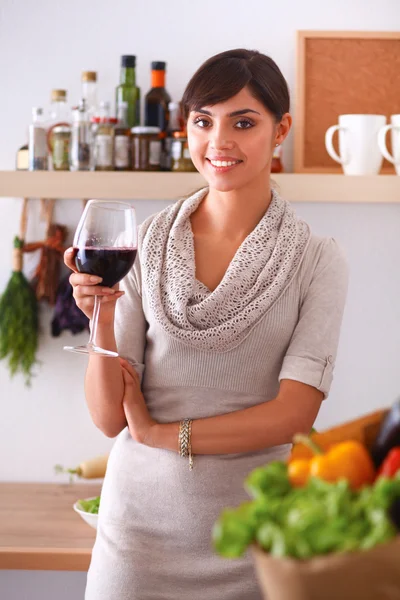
[278,238,349,399]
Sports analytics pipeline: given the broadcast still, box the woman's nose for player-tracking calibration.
[210,125,235,150]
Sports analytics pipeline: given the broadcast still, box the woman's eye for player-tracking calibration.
[193,118,211,128]
[235,119,254,129]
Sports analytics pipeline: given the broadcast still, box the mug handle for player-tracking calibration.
[325,125,346,164]
[378,125,397,165]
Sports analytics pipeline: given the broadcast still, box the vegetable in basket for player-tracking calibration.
[371,398,400,468]
[213,460,400,560]
[288,434,375,490]
[376,447,400,479]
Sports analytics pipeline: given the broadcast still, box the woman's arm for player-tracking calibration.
[120,360,322,454]
[87,254,147,439]
[148,379,322,454]
[84,324,127,438]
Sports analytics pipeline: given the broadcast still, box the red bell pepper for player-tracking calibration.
[377,447,400,478]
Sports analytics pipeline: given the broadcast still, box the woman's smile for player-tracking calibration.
[205,156,244,173]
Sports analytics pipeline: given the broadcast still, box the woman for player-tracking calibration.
[65,49,348,600]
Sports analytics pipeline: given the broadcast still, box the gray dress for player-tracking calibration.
[85,213,348,599]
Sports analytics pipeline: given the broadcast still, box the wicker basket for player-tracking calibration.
[252,536,400,600]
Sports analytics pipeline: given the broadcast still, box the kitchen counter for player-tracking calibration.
[0,483,102,571]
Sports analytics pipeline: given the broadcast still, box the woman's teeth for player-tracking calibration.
[209,159,240,167]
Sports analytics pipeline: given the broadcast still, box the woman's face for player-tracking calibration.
[187,86,290,192]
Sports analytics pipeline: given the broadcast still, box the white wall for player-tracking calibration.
[1,0,400,598]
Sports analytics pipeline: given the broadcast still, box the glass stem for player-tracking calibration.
[88,295,101,346]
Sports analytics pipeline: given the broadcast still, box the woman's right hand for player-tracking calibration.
[64,247,125,324]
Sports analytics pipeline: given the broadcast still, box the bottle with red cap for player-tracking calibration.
[145,62,171,132]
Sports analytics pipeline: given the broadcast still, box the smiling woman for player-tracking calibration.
[77,49,349,600]
[182,49,291,192]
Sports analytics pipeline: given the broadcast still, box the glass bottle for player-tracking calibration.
[48,89,70,126]
[47,89,71,168]
[69,99,94,171]
[52,125,71,171]
[82,71,98,120]
[145,61,171,132]
[161,101,182,171]
[93,102,115,171]
[28,107,48,171]
[170,131,197,172]
[168,101,183,133]
[271,144,284,173]
[114,101,132,171]
[115,55,140,129]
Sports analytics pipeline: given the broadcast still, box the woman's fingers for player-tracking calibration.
[74,284,116,297]
[76,292,125,308]
[69,272,102,287]
[64,247,78,272]
[119,358,139,383]
[121,365,133,385]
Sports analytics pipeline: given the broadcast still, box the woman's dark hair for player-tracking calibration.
[181,49,290,123]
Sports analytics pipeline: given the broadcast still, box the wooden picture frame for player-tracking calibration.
[294,31,400,174]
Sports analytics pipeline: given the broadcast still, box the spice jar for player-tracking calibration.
[171,132,197,172]
[51,125,71,171]
[93,117,117,171]
[131,126,162,171]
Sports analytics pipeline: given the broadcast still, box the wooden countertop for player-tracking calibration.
[0,482,102,571]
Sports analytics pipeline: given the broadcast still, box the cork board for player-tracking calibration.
[294,31,400,173]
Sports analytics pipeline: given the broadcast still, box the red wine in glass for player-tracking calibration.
[72,247,137,288]
[64,200,137,357]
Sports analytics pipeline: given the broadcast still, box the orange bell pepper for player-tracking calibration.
[289,435,376,490]
[287,459,310,487]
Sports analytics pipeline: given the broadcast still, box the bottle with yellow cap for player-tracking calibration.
[47,90,71,169]
[81,71,98,120]
[49,89,70,126]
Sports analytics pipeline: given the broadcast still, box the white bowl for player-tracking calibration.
[73,496,99,530]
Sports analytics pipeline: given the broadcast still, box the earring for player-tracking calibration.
[275,143,279,147]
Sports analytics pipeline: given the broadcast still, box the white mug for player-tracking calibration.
[378,114,400,175]
[325,114,386,175]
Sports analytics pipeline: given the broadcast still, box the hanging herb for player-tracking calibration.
[23,199,68,305]
[0,210,39,385]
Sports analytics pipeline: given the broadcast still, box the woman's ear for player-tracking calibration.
[274,113,292,146]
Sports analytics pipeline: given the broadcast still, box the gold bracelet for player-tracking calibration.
[179,418,194,470]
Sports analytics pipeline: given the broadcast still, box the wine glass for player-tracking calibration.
[64,199,137,357]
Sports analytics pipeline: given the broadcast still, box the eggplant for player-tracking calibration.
[389,497,400,532]
[371,399,400,468]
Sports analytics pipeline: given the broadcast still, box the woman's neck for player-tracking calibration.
[193,173,272,242]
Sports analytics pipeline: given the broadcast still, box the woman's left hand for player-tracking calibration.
[119,358,156,446]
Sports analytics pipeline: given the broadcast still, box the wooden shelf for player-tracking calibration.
[0,171,399,203]
[0,482,102,571]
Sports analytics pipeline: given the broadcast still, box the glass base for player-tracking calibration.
[63,343,118,358]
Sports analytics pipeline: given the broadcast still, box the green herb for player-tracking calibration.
[213,462,400,560]
[0,237,39,385]
[78,496,101,514]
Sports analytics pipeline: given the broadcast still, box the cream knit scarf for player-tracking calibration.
[140,187,310,352]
